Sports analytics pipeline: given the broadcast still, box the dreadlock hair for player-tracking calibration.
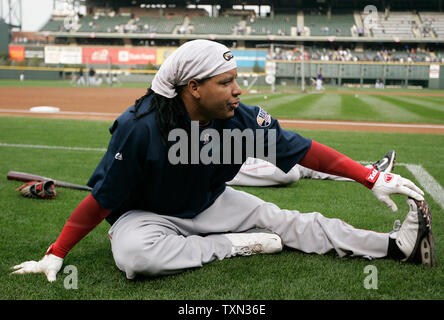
[131,79,210,145]
[131,87,189,145]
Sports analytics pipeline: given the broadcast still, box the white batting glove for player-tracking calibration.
[372,172,424,212]
[11,252,63,282]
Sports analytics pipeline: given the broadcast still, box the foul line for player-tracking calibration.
[0,142,106,152]
[399,163,444,211]
[361,161,444,210]
[1,142,443,210]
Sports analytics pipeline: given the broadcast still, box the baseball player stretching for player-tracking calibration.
[12,40,435,282]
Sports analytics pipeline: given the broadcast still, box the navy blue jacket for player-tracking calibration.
[88,95,312,225]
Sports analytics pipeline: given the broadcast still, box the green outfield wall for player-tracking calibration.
[275,61,444,89]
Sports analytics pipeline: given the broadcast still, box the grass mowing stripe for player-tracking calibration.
[240,92,285,102]
[278,120,444,130]
[356,94,426,123]
[242,93,306,113]
[340,93,383,121]
[264,92,325,118]
[392,95,444,113]
[403,95,444,104]
[294,93,342,118]
[417,95,444,104]
[262,94,307,111]
[240,92,287,103]
[375,95,444,123]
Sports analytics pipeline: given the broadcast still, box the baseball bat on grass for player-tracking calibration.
[7,171,92,192]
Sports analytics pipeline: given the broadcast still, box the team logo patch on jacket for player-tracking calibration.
[256,107,271,127]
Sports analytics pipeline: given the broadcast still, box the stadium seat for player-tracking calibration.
[77,15,132,33]
[189,16,241,35]
[246,15,297,36]
[133,16,185,34]
[40,19,66,32]
[304,11,355,37]
[364,11,417,39]
[419,12,444,38]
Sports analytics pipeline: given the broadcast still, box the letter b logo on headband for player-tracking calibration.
[223,51,234,61]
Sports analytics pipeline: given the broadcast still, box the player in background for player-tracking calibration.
[316,69,324,91]
[88,67,96,86]
[77,68,86,86]
[11,40,435,282]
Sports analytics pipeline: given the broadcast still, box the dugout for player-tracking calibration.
[0,67,64,80]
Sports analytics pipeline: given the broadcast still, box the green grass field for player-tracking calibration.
[241,91,444,124]
[0,81,444,302]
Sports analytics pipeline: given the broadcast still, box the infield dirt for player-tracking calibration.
[1,86,444,134]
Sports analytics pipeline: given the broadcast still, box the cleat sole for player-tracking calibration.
[421,232,436,267]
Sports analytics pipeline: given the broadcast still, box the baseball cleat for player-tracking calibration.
[224,232,283,257]
[373,150,396,173]
[390,198,436,267]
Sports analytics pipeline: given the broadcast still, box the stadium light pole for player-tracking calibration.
[256,43,275,92]
[2,0,22,30]
[256,43,306,93]
[301,43,305,92]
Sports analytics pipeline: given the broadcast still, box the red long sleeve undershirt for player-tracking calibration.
[47,194,110,258]
[299,140,380,189]
[48,140,379,259]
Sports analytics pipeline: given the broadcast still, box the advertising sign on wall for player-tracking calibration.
[25,46,44,59]
[156,47,175,65]
[231,50,267,68]
[39,46,267,68]
[9,45,25,61]
[429,64,440,79]
[82,47,156,65]
[44,46,82,64]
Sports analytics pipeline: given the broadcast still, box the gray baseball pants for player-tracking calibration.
[108,187,389,279]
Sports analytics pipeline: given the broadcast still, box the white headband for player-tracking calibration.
[151,40,237,98]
